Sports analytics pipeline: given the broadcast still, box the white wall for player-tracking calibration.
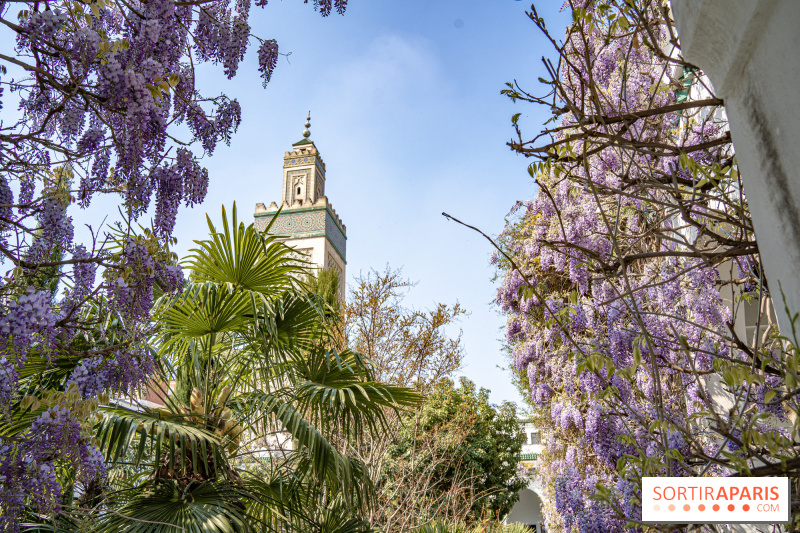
[506,487,545,532]
[672,0,800,334]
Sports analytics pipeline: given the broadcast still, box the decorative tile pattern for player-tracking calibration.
[268,210,326,234]
[325,211,347,260]
[284,156,315,167]
[253,216,270,232]
[254,206,346,261]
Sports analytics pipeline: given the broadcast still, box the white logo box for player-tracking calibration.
[642,477,790,524]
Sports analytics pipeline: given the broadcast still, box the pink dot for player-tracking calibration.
[713,504,720,511]
[698,504,706,511]
[653,505,661,511]
[683,504,691,511]
[668,504,676,511]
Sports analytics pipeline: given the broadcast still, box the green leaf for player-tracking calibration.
[98,480,249,532]
[96,404,222,473]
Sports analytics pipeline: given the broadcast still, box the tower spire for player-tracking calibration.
[254,114,346,296]
[302,111,311,138]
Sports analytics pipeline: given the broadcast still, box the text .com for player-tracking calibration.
[642,477,790,524]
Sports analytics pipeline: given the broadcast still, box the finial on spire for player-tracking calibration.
[302,111,311,138]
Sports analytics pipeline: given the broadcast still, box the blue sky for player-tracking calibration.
[176,0,570,406]
[4,0,569,406]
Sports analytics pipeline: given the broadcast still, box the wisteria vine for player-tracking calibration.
[0,0,347,527]
[494,1,800,531]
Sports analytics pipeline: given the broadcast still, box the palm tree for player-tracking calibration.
[96,204,418,532]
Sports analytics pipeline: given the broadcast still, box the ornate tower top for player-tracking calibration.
[254,115,347,292]
[302,112,311,139]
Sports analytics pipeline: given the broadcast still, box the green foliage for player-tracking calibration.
[99,204,419,532]
[306,267,342,315]
[100,480,251,533]
[415,521,532,533]
[385,377,526,524]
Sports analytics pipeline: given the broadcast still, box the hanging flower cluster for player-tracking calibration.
[495,1,793,530]
[0,0,348,526]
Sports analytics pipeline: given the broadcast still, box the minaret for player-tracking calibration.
[254,113,347,293]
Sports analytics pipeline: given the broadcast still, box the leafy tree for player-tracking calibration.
[381,378,526,529]
[344,268,466,392]
[320,268,485,531]
[306,267,342,317]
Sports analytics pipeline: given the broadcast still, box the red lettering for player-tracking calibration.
[753,487,763,500]
[654,487,661,501]
[717,487,728,500]
[770,486,780,500]
[678,487,686,500]
[664,487,675,500]
[740,487,751,500]
[729,487,739,499]
[705,487,714,500]
[690,487,698,499]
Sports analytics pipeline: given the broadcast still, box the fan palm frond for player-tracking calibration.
[98,480,251,533]
[291,347,420,439]
[96,404,226,474]
[185,204,304,294]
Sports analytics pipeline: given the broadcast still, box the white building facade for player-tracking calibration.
[505,416,547,532]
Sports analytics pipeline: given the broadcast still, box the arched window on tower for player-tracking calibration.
[292,176,306,203]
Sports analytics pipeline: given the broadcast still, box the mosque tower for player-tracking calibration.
[254,114,347,292]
